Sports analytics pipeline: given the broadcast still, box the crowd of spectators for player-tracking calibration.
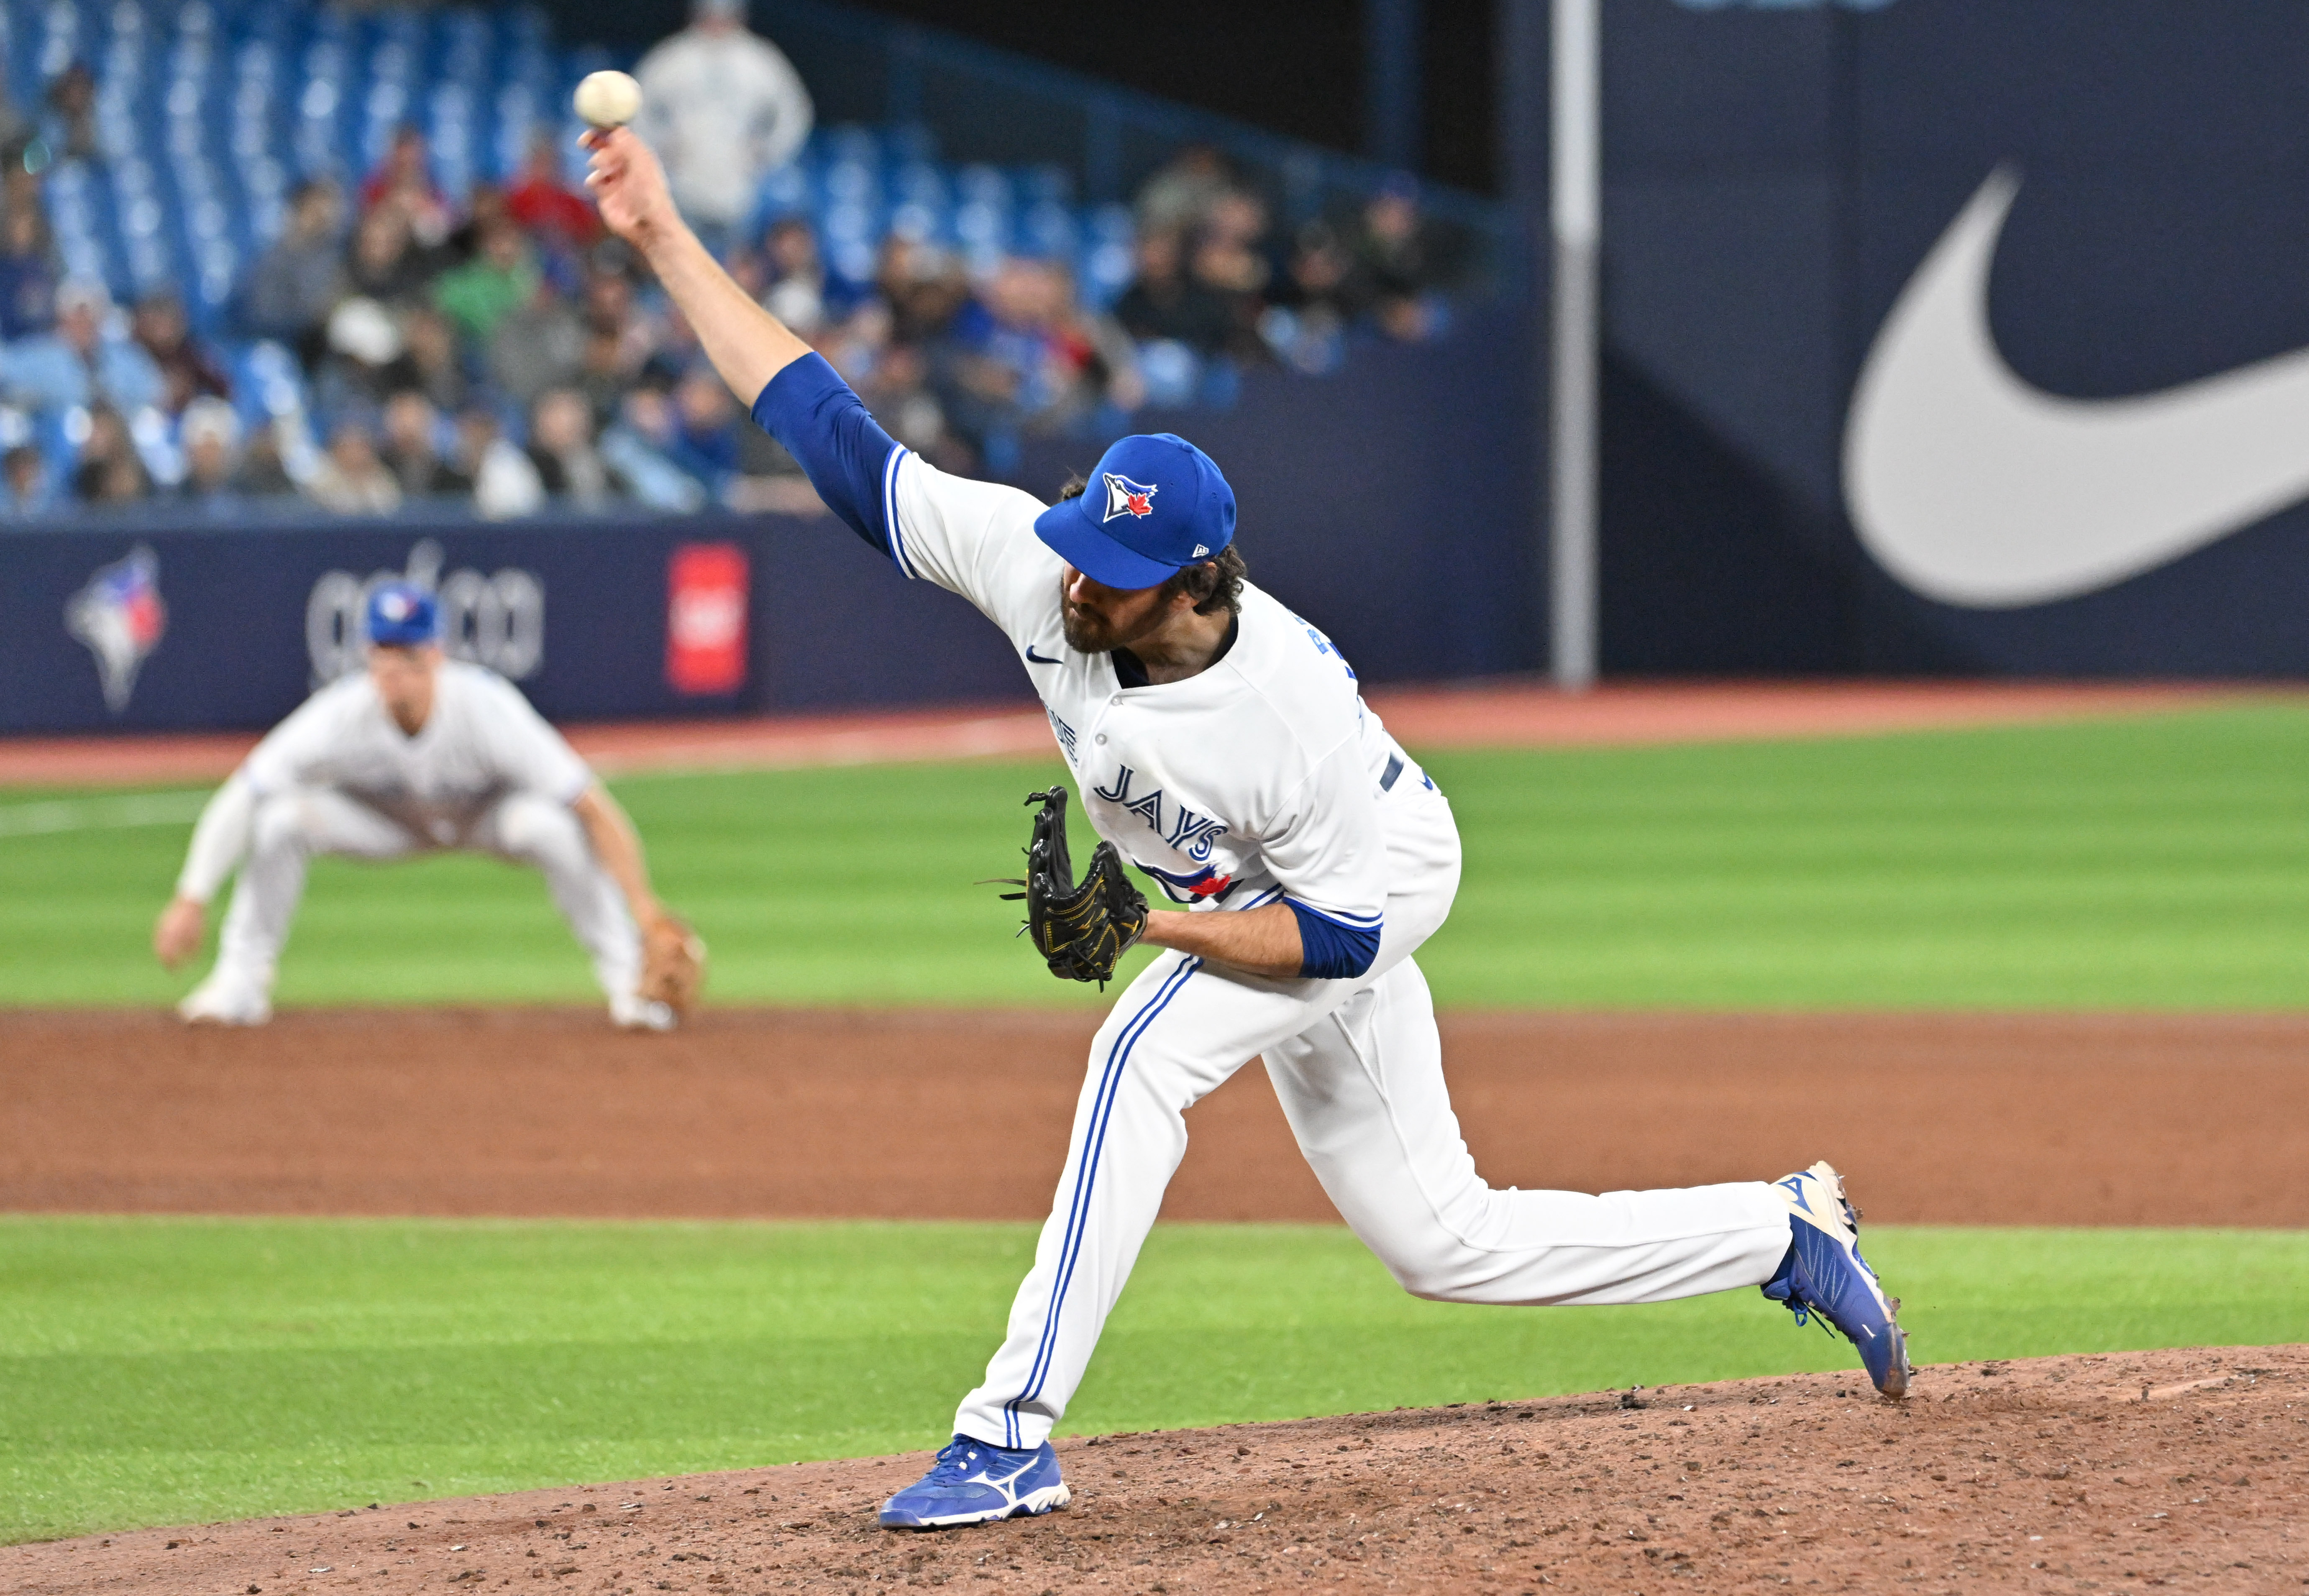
[0,36,1454,521]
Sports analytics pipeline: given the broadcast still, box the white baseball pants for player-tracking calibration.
[956,792,1792,1452]
[210,787,641,1002]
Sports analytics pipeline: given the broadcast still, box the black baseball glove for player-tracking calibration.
[991,786,1149,988]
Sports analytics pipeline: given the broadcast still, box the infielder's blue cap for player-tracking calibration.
[1032,432,1236,591]
[365,581,439,647]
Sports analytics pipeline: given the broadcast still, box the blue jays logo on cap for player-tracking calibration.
[365,581,440,647]
[1034,433,1236,591]
[1102,473,1158,522]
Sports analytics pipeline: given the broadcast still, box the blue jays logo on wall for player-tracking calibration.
[1101,473,1158,522]
[65,544,167,712]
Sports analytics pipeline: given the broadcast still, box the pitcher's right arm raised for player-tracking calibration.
[584,127,811,402]
[584,127,1055,634]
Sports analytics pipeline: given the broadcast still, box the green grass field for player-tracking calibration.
[7,705,2306,1543]
[6,702,2309,1009]
[4,1215,2304,1544]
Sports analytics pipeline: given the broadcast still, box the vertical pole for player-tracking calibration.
[1363,0,1423,171]
[886,23,924,130]
[1084,94,1122,205]
[1550,0,1599,691]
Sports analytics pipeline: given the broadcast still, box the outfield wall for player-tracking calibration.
[0,308,1535,733]
[1508,0,2309,678]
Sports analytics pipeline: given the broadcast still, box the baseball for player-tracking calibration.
[573,69,642,130]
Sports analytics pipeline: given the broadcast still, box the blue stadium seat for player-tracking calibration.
[7,0,1211,453]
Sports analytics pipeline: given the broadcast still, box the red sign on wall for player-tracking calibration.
[666,542,750,695]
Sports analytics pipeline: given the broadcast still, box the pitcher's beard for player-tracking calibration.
[1060,602,1119,654]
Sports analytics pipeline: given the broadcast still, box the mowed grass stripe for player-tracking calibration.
[2,1215,2304,1543]
[4,703,2308,1008]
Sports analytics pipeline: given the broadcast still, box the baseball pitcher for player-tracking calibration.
[154,583,703,1028]
[583,126,1909,1533]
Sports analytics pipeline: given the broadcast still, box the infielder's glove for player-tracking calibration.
[639,910,707,1016]
[993,786,1149,988]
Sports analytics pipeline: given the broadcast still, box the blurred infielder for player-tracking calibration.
[154,583,703,1028]
[584,125,1910,1533]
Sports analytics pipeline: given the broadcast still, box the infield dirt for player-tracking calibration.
[4,1008,2305,1225]
[9,1008,2307,1591]
[10,1347,2304,1593]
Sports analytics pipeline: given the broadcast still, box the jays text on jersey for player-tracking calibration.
[749,353,1797,1457]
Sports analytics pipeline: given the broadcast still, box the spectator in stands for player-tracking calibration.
[664,363,742,495]
[361,125,456,250]
[876,235,969,346]
[1188,192,1274,359]
[813,294,888,389]
[1,440,53,515]
[317,296,407,416]
[933,258,1128,453]
[599,386,708,512]
[1134,144,1232,240]
[0,79,30,156]
[0,203,56,338]
[71,404,150,505]
[505,133,598,251]
[132,293,230,417]
[755,215,825,335]
[433,220,537,350]
[639,298,706,389]
[1274,221,1354,322]
[304,417,401,515]
[1356,177,1439,341]
[526,387,612,508]
[398,307,468,414]
[242,179,347,362]
[634,0,813,256]
[0,279,164,414]
[379,389,471,497]
[44,63,101,166]
[177,396,243,502]
[233,417,299,498]
[1112,229,1234,356]
[580,249,658,364]
[855,340,952,463]
[577,324,633,428]
[489,278,585,408]
[345,204,430,307]
[461,406,546,519]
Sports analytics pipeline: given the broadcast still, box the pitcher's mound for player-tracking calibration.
[13,1346,2302,1593]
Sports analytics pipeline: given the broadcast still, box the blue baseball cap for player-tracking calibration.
[365,581,439,647]
[1032,432,1237,591]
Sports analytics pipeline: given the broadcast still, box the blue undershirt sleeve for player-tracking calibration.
[749,353,903,564]
[1284,898,1383,980]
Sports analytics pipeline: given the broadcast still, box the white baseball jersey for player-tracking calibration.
[241,660,592,845]
[747,354,1796,1459]
[886,453,1436,962]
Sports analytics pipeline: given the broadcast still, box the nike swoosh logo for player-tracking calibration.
[1845,166,2309,608]
[1024,646,1061,664]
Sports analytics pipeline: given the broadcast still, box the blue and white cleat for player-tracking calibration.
[878,1435,1071,1531]
[1764,1161,1912,1398]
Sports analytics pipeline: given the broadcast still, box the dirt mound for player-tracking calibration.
[11,1347,2301,1593]
[4,1008,2306,1225]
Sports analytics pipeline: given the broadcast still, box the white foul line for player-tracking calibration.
[0,791,210,839]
